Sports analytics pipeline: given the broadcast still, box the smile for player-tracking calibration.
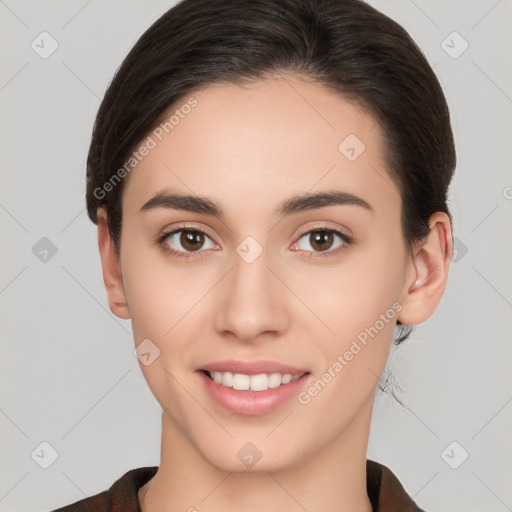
[204,370,302,392]
[197,360,311,415]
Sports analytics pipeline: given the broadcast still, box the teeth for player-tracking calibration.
[251,373,270,391]
[281,374,292,384]
[268,373,282,388]
[232,373,250,390]
[221,372,233,387]
[208,371,301,391]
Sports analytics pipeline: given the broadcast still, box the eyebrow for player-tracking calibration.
[140,188,374,219]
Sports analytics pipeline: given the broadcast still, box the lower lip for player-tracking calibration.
[198,371,310,416]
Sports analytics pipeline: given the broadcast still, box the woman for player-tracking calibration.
[53,0,455,510]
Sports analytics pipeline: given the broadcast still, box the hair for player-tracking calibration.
[85,0,456,347]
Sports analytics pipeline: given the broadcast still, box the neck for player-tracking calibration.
[140,398,374,512]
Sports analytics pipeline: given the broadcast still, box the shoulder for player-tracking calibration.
[51,466,158,512]
[367,459,426,512]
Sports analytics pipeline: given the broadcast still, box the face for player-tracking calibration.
[108,75,418,473]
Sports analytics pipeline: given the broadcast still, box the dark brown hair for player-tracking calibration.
[86,0,456,345]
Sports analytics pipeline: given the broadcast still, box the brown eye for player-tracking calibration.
[159,228,218,257]
[309,231,335,251]
[294,228,349,255]
[180,230,205,252]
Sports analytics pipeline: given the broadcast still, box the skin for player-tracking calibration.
[96,74,453,512]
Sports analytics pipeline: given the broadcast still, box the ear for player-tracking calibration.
[397,212,453,326]
[97,208,131,320]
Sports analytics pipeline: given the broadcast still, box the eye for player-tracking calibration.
[156,226,219,258]
[155,224,353,259]
[291,226,352,257]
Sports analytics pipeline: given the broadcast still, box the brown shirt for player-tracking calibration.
[52,459,425,512]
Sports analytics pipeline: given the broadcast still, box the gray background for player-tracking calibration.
[1,1,511,511]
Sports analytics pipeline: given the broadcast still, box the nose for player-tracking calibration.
[213,246,290,344]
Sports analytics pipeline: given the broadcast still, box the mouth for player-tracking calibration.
[201,369,304,392]
[196,360,311,415]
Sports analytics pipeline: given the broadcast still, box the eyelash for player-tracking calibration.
[154,224,353,259]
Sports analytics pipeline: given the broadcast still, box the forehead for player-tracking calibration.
[122,75,400,220]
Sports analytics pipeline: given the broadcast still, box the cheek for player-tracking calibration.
[120,246,214,382]
[121,252,199,416]
[121,246,194,339]
[294,270,400,440]
[290,239,406,340]
[292,237,406,400]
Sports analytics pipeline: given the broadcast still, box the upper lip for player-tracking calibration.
[199,360,309,376]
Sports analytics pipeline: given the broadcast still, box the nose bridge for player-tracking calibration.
[214,237,288,340]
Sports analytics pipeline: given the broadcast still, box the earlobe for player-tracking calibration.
[397,212,453,326]
[97,208,131,320]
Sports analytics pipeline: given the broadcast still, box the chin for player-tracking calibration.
[196,435,309,475]
[209,453,298,475]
